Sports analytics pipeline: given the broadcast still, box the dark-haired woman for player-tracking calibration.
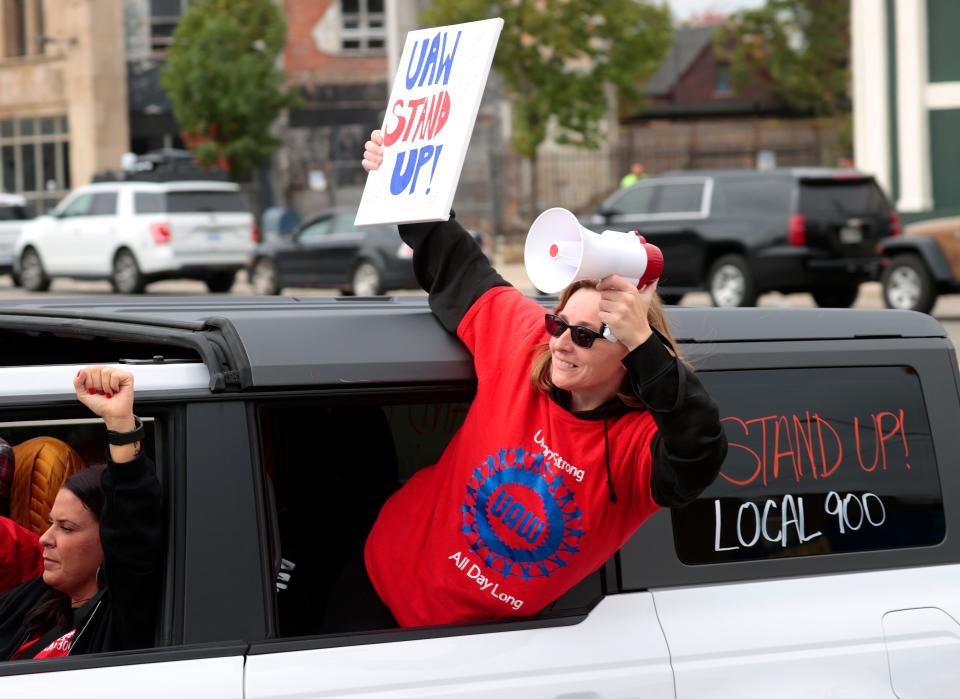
[326,135,727,630]
[0,366,161,660]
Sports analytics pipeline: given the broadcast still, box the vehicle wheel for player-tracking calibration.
[707,254,757,307]
[19,248,50,292]
[205,271,236,293]
[812,284,860,308]
[111,249,146,294]
[10,269,21,287]
[659,293,684,305]
[350,260,382,296]
[882,255,936,314]
[251,257,280,295]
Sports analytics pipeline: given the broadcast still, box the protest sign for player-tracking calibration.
[355,18,503,226]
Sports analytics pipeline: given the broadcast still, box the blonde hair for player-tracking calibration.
[529,280,684,405]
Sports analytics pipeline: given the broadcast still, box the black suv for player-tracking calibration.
[585,169,897,307]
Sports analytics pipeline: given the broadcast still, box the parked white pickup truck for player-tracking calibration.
[0,193,27,281]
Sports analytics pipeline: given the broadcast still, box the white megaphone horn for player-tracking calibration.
[524,207,664,295]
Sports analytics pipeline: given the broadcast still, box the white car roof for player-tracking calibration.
[81,180,240,193]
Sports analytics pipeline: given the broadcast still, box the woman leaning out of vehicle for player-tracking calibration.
[0,366,162,660]
[320,132,728,632]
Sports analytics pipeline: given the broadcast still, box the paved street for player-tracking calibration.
[3,263,960,350]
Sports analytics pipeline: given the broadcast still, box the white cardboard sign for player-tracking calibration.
[355,18,503,226]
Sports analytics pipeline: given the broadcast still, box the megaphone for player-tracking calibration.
[524,207,664,295]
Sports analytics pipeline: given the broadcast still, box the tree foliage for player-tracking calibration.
[422,0,672,159]
[160,0,299,180]
[716,0,850,117]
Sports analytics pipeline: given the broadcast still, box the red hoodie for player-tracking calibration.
[365,286,661,626]
[0,516,43,593]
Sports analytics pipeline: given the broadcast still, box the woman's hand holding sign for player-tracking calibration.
[363,130,385,173]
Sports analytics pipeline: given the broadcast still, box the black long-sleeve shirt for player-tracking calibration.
[0,451,162,660]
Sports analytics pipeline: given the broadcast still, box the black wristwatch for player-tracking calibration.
[106,416,144,446]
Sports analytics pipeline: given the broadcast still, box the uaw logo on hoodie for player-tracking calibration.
[461,446,585,581]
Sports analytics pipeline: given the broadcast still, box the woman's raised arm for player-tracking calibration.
[362,130,510,333]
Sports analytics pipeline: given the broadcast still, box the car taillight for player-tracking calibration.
[150,222,172,245]
[889,212,901,237]
[788,214,807,246]
[251,222,261,243]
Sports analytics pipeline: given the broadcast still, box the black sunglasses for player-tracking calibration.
[544,314,608,349]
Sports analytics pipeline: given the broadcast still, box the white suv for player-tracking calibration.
[14,180,256,293]
[0,193,27,281]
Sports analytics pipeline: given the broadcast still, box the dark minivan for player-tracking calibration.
[586,168,897,307]
[249,206,418,296]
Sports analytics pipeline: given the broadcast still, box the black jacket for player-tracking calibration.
[0,451,162,660]
[399,214,727,507]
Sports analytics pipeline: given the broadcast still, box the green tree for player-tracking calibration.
[716,0,850,118]
[160,0,299,180]
[422,0,671,213]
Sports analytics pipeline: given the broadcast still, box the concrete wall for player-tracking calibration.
[66,0,130,185]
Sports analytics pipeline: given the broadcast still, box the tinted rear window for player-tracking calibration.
[134,190,249,214]
[673,366,945,564]
[799,179,889,216]
[0,205,27,221]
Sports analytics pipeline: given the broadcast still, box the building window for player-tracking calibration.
[4,0,27,57]
[714,62,732,94]
[150,0,189,54]
[341,0,385,52]
[2,0,46,58]
[0,116,70,217]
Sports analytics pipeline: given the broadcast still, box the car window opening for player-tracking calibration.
[1,413,164,655]
[258,396,605,640]
[0,330,203,368]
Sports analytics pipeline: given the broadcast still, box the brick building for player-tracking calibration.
[636,25,783,121]
[277,0,506,234]
[276,0,392,215]
[616,24,837,176]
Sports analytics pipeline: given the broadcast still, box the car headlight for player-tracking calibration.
[397,243,414,260]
